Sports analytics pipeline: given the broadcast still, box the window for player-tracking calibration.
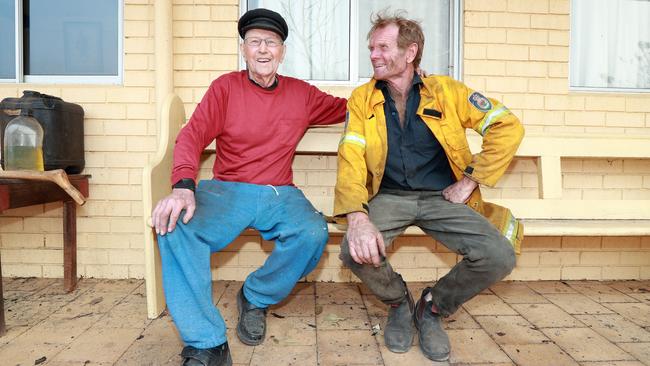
[243,0,461,83]
[570,0,650,91]
[0,0,122,84]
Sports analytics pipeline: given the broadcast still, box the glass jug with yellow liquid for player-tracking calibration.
[3,112,44,171]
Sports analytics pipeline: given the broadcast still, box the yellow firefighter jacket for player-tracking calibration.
[334,75,525,253]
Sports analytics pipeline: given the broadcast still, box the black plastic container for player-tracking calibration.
[1,91,85,173]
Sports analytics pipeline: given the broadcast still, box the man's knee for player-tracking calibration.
[485,238,516,277]
[296,214,329,252]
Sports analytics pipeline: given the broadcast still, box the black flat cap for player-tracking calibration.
[238,8,289,41]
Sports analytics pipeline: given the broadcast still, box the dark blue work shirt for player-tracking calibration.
[377,74,454,191]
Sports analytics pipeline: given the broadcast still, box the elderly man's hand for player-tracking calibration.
[152,188,196,236]
[442,176,478,203]
[346,212,386,266]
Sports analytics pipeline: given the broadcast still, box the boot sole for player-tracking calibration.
[236,290,265,346]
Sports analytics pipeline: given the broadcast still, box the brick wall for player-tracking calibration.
[0,0,649,281]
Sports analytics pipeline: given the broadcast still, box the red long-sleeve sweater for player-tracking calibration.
[171,70,347,186]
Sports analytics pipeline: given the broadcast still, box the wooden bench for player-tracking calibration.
[142,93,650,318]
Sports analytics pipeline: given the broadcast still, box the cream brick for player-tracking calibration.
[85,136,127,152]
[128,265,145,279]
[545,95,584,110]
[464,60,506,76]
[61,88,106,103]
[622,189,650,199]
[620,251,650,265]
[466,0,507,11]
[548,62,568,78]
[124,54,151,70]
[486,76,528,93]
[44,234,63,248]
[79,250,109,265]
[562,236,601,249]
[194,55,238,71]
[83,104,127,120]
[463,76,486,91]
[126,136,157,152]
[106,88,150,103]
[465,28,507,44]
[210,5,238,21]
[522,110,564,125]
[413,252,457,268]
[564,111,606,126]
[561,159,582,172]
[0,263,42,277]
[508,267,561,280]
[645,177,650,189]
[507,29,547,45]
[105,152,150,168]
[505,61,547,77]
[563,174,602,189]
[561,266,601,280]
[79,233,131,249]
[124,4,152,21]
[104,120,148,135]
[642,267,650,279]
[174,39,212,54]
[603,175,643,189]
[580,251,620,265]
[494,173,522,188]
[175,71,215,87]
[465,11,489,27]
[548,30,569,46]
[212,38,239,54]
[529,46,568,62]
[523,236,562,250]
[623,159,650,173]
[464,44,487,59]
[602,267,640,280]
[84,264,129,279]
[126,103,156,119]
[488,12,530,28]
[108,249,144,265]
[42,265,64,278]
[77,218,111,233]
[583,159,623,173]
[0,233,44,248]
[123,71,156,87]
[549,0,569,14]
[605,112,646,127]
[561,188,582,199]
[626,97,650,113]
[84,151,106,168]
[173,5,211,21]
[522,173,539,187]
[509,157,539,173]
[84,120,105,135]
[508,0,548,13]
[528,78,568,94]
[486,44,529,61]
[306,171,337,186]
[516,252,540,266]
[124,38,154,54]
[582,189,622,200]
[583,96,626,111]
[503,94,544,109]
[22,218,62,233]
[124,20,150,37]
[194,21,237,37]
[173,21,194,37]
[531,14,569,29]
[539,251,580,265]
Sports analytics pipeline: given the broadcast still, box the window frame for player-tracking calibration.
[239,0,463,85]
[568,0,650,94]
[0,0,123,85]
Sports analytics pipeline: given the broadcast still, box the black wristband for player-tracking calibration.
[172,178,195,192]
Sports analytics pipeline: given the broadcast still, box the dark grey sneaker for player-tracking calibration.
[236,287,267,346]
[384,290,415,353]
[181,343,232,366]
[413,287,450,361]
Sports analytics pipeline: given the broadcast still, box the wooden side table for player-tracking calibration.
[0,174,89,336]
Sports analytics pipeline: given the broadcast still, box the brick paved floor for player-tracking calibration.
[1,278,649,365]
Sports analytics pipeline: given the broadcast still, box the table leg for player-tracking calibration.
[63,201,78,293]
[0,251,5,336]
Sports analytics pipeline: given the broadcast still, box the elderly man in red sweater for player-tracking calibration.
[151,8,346,366]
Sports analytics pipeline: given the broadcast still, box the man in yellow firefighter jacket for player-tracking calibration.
[334,12,525,362]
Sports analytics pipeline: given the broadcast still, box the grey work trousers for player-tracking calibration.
[340,189,516,317]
